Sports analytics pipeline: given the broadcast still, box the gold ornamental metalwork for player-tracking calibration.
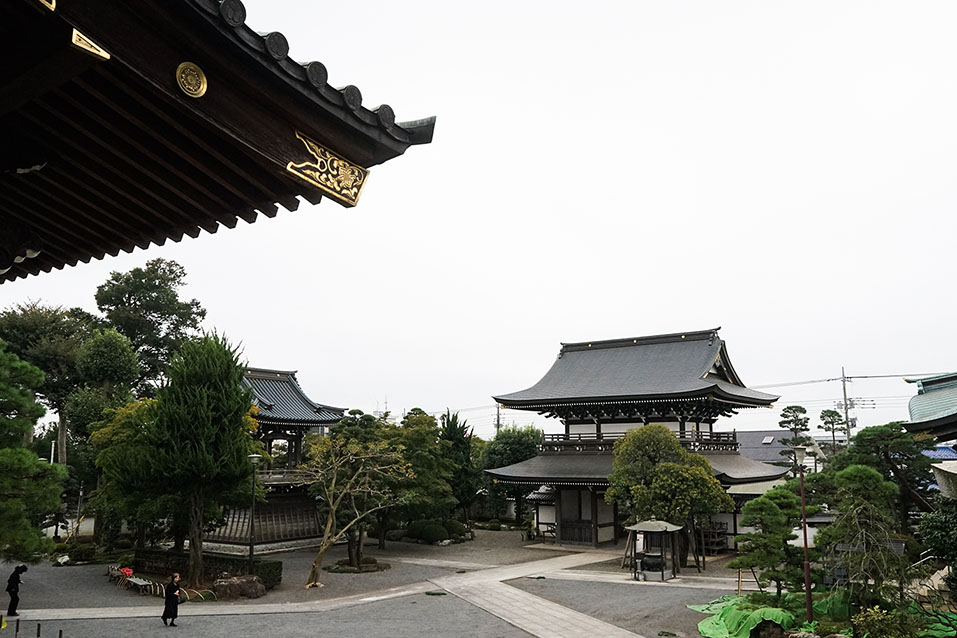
[70,29,110,60]
[285,132,368,207]
[36,0,55,11]
[176,62,207,98]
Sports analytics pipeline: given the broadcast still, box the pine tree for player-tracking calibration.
[144,334,254,585]
[778,405,812,477]
[0,338,67,561]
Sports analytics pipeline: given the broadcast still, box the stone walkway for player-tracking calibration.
[10,544,732,637]
[429,550,647,638]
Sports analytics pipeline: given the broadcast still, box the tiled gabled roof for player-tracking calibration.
[243,367,343,426]
[494,329,778,409]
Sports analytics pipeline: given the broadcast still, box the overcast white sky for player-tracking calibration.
[3,1,956,439]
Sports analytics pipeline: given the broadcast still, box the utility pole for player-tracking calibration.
[495,404,501,434]
[841,366,851,443]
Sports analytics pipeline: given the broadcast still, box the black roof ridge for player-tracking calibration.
[246,366,298,377]
[560,327,721,353]
[184,0,435,151]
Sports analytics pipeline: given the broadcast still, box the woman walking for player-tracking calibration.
[161,572,182,627]
[6,565,27,617]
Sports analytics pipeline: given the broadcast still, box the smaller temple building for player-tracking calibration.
[207,367,343,546]
[487,328,788,548]
[244,367,343,466]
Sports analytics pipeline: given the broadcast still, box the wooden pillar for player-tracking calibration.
[613,501,619,545]
[733,502,740,550]
[595,418,602,440]
[590,487,599,547]
[554,488,563,544]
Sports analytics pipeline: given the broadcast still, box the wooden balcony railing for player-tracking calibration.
[539,430,738,454]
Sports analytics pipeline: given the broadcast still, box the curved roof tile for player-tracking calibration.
[494,329,778,408]
[243,367,343,426]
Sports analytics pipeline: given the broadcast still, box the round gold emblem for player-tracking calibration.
[176,62,207,98]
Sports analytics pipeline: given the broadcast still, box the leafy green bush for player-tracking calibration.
[853,606,923,638]
[252,560,282,589]
[68,543,96,561]
[487,518,501,531]
[407,519,442,539]
[114,538,134,550]
[53,542,69,554]
[443,520,468,537]
[73,535,97,544]
[117,553,135,569]
[420,523,449,544]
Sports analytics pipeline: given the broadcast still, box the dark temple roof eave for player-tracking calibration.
[494,388,778,411]
[484,451,788,487]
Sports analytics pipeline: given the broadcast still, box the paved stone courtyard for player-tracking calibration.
[2,531,745,637]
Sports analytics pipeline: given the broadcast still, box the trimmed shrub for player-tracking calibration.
[117,553,135,569]
[487,519,502,531]
[53,543,69,554]
[73,535,97,544]
[114,538,134,550]
[420,523,449,544]
[68,543,96,561]
[852,606,923,638]
[252,560,282,589]
[443,520,468,537]
[406,519,441,540]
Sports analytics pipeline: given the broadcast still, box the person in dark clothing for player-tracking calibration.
[161,572,182,626]
[6,565,28,616]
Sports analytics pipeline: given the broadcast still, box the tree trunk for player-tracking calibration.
[187,488,205,587]
[57,411,68,466]
[378,517,387,551]
[307,541,332,587]
[347,529,359,567]
[306,507,338,588]
[677,528,691,568]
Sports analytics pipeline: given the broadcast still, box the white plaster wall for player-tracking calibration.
[536,505,555,526]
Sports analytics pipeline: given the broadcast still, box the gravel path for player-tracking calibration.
[5,591,533,638]
[2,530,565,609]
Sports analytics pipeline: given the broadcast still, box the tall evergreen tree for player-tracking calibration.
[136,334,253,584]
[777,405,812,477]
[95,258,206,393]
[0,302,100,464]
[0,338,67,561]
[819,409,845,456]
[440,409,481,523]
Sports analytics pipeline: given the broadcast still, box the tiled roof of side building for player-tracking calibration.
[493,328,779,408]
[907,372,957,424]
[734,430,792,464]
[485,450,788,487]
[243,367,344,425]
